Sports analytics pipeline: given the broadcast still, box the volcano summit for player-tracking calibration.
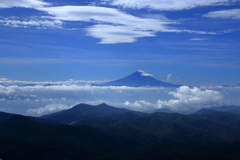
[95,70,181,87]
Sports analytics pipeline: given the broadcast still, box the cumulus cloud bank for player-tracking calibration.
[1,78,239,115]
[27,86,225,115]
[124,86,224,111]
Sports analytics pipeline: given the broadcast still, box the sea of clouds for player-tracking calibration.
[0,78,239,116]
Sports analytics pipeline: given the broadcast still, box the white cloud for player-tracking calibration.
[38,6,176,43]
[38,5,215,44]
[158,86,224,110]
[203,9,240,19]
[2,78,240,115]
[138,70,153,77]
[0,1,234,44]
[124,100,156,111]
[0,4,218,44]
[0,85,18,94]
[0,78,101,86]
[189,38,207,41]
[0,17,63,29]
[166,73,172,81]
[0,98,6,101]
[87,24,156,44]
[222,28,240,33]
[27,103,70,115]
[39,6,175,29]
[0,80,168,104]
[124,86,224,111]
[0,78,8,81]
[101,0,236,11]
[0,0,50,8]
[1,85,240,115]
[15,84,166,92]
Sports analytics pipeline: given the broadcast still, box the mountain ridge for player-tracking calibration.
[41,103,143,124]
[1,105,240,159]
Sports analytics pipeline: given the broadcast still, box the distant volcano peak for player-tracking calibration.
[94,70,181,87]
[137,70,153,77]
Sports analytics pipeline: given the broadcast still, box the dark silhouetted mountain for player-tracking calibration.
[0,115,139,160]
[41,103,141,124]
[128,140,240,160]
[0,111,17,123]
[0,115,48,140]
[77,111,240,142]
[1,109,240,160]
[0,111,57,124]
[192,108,240,126]
[94,70,181,87]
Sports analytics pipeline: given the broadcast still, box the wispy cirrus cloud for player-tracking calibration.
[87,24,156,44]
[38,6,178,43]
[38,6,216,43]
[0,17,63,29]
[0,1,222,44]
[0,0,50,8]
[203,9,240,19]
[0,0,235,44]
[101,0,237,11]
[189,38,207,41]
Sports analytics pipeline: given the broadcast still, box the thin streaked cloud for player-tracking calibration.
[101,0,238,11]
[203,9,240,19]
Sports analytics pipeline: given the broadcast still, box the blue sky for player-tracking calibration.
[0,0,240,115]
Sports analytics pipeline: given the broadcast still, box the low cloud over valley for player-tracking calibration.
[0,78,239,115]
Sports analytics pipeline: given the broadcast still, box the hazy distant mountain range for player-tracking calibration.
[94,70,181,87]
[1,103,240,160]
[222,83,240,87]
[41,103,240,124]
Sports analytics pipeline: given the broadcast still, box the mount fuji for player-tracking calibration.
[95,70,181,87]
